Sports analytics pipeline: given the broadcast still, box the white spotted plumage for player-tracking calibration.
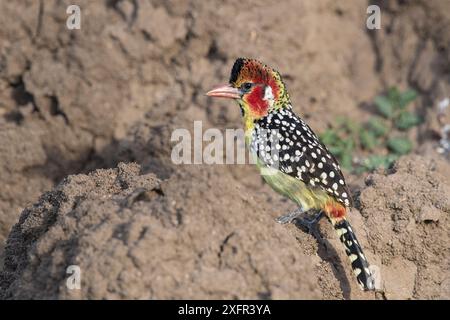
[250,108,352,207]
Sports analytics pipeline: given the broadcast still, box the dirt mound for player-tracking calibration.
[358,155,450,299]
[1,156,448,299]
[0,162,320,299]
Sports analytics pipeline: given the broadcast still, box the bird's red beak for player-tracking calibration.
[206,84,240,99]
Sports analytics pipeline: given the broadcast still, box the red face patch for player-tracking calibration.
[237,61,280,99]
[245,85,269,116]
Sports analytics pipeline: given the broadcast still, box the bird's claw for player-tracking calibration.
[276,208,305,224]
[293,211,325,245]
[277,209,324,239]
[294,214,322,233]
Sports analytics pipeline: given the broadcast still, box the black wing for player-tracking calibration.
[251,107,352,207]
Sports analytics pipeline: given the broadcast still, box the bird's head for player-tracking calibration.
[207,58,290,121]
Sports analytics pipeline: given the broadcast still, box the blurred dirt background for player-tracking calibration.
[0,0,449,299]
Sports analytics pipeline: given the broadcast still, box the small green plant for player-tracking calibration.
[320,87,421,173]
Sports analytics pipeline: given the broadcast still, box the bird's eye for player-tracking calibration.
[241,82,253,91]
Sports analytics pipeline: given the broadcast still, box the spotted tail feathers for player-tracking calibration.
[333,218,375,291]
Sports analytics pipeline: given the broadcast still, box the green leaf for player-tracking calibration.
[360,130,377,150]
[399,89,417,108]
[345,120,360,135]
[330,137,354,156]
[354,165,368,174]
[395,111,422,130]
[320,130,338,146]
[374,95,394,118]
[385,154,400,167]
[329,146,343,156]
[388,87,401,104]
[338,140,353,157]
[387,137,413,155]
[362,154,398,171]
[367,117,388,137]
[340,153,353,170]
[362,155,387,171]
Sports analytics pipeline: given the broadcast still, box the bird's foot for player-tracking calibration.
[276,208,305,224]
[293,210,324,236]
[277,209,325,244]
[276,208,323,226]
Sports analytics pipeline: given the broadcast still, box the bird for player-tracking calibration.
[206,58,375,291]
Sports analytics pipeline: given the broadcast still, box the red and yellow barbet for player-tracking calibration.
[207,58,375,291]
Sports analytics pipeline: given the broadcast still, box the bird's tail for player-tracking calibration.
[331,218,375,291]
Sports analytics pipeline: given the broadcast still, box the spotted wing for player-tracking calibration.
[252,108,352,207]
